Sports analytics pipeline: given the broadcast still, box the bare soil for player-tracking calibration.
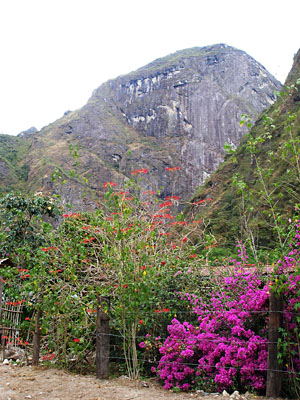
[0,364,277,400]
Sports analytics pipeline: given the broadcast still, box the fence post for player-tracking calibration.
[32,309,42,366]
[96,296,110,379]
[266,291,283,397]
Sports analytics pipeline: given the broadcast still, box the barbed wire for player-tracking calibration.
[96,331,300,347]
[104,308,300,316]
[102,355,300,375]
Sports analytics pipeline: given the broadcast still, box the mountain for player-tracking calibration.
[0,44,281,207]
[186,48,300,252]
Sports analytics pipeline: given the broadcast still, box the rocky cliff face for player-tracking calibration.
[185,48,300,248]
[1,44,282,205]
[93,44,280,192]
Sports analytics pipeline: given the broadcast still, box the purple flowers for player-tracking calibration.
[153,270,270,392]
[139,229,300,393]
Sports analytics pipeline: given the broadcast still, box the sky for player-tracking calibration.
[0,0,299,136]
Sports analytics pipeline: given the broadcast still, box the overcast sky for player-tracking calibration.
[0,0,299,136]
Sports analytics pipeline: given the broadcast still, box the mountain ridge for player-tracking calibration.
[0,44,282,209]
[186,48,300,251]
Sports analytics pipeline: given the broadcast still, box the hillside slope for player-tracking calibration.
[0,134,31,193]
[187,49,300,252]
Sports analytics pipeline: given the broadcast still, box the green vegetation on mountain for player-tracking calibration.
[187,49,300,258]
[0,134,31,192]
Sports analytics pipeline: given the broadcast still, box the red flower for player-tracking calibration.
[83,237,95,243]
[193,198,212,205]
[162,214,175,219]
[159,201,173,208]
[155,308,170,313]
[62,213,80,218]
[41,246,58,252]
[143,190,156,195]
[139,320,143,325]
[189,254,197,258]
[182,237,187,242]
[123,284,128,288]
[103,181,117,188]
[131,168,148,175]
[73,338,80,343]
[42,353,55,360]
[165,167,180,171]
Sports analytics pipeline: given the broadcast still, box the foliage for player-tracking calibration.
[188,76,300,257]
[148,238,300,395]
[1,74,300,398]
[0,173,213,377]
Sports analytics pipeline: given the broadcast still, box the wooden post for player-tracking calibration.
[96,296,110,379]
[266,291,283,397]
[32,309,42,366]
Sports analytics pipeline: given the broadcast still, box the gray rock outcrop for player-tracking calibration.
[15,44,282,205]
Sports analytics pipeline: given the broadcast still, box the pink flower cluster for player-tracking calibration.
[140,227,300,393]
[153,270,269,391]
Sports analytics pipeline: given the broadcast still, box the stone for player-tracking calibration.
[230,390,240,400]
[222,390,230,396]
[4,346,25,361]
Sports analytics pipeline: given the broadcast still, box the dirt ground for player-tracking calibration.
[0,363,280,400]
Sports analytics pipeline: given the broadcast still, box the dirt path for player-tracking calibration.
[0,364,277,400]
